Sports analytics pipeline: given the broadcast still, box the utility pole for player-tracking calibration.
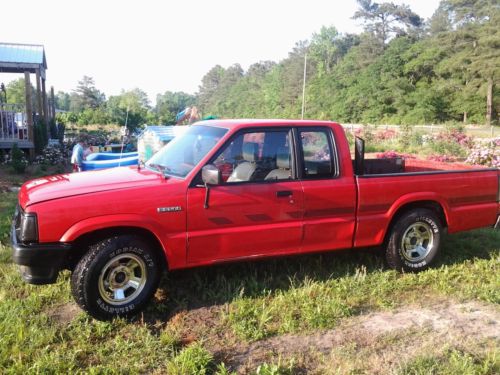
[301,53,307,120]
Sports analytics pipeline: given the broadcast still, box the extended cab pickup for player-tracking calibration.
[12,120,500,319]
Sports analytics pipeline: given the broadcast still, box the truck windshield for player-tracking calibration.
[146,125,228,178]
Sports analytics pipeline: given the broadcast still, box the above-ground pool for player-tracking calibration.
[81,152,139,171]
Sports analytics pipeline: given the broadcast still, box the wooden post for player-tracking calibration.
[50,86,56,121]
[35,69,43,121]
[24,72,34,159]
[486,77,493,126]
[41,77,49,138]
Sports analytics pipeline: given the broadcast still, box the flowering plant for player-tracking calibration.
[465,138,499,168]
[34,145,67,165]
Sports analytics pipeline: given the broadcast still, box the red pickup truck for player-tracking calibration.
[12,120,500,319]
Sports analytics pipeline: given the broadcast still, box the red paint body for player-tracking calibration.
[19,120,500,270]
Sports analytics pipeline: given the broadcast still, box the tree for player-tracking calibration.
[197,65,225,111]
[155,91,195,124]
[353,0,423,47]
[309,27,359,74]
[5,78,35,106]
[107,88,150,128]
[55,91,71,111]
[70,76,105,112]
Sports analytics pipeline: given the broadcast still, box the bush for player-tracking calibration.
[34,119,48,154]
[34,145,67,166]
[423,127,473,158]
[10,144,28,173]
[49,119,58,139]
[465,138,499,168]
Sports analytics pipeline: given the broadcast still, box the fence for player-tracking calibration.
[342,123,497,138]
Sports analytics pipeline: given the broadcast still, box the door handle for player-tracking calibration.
[276,190,293,198]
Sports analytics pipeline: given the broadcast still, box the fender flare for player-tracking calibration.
[386,191,451,229]
[60,214,173,263]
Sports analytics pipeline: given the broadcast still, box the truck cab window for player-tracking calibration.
[213,129,293,183]
[299,129,335,178]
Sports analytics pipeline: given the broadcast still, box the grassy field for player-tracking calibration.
[0,176,499,373]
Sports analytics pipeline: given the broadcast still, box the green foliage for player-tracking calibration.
[195,1,498,125]
[156,91,195,124]
[399,349,499,375]
[5,78,35,106]
[34,119,48,154]
[55,91,70,111]
[254,359,297,375]
[69,76,105,112]
[9,144,28,173]
[49,119,58,139]
[353,0,423,47]
[166,342,214,375]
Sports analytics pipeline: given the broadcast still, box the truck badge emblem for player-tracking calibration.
[157,206,182,213]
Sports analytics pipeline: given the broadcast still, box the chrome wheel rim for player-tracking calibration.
[401,222,434,263]
[98,253,147,306]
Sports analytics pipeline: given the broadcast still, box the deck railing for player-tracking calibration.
[0,103,29,141]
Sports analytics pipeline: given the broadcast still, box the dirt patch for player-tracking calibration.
[47,302,81,325]
[222,301,499,374]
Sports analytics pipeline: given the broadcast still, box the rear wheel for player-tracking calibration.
[385,209,442,272]
[71,235,162,320]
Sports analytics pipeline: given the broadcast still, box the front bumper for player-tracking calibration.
[11,223,72,285]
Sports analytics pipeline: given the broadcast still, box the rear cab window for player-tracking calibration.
[298,127,338,179]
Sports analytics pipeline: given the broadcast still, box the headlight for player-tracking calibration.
[20,212,38,243]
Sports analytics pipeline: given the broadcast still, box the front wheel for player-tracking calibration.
[71,235,162,320]
[385,209,442,272]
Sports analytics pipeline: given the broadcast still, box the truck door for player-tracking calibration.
[297,127,357,252]
[186,128,304,264]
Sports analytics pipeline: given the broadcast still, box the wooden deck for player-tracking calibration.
[0,104,34,149]
[0,139,34,149]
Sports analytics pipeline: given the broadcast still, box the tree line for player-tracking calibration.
[2,0,498,128]
[198,0,498,125]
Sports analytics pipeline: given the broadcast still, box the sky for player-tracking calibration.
[1,0,440,103]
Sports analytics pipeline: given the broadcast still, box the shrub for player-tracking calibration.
[10,144,28,173]
[34,145,67,166]
[465,138,499,168]
[398,123,413,149]
[34,119,48,154]
[354,124,375,143]
[375,128,397,141]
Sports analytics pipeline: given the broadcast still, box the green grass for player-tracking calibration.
[0,189,498,373]
[223,239,499,341]
[399,348,499,375]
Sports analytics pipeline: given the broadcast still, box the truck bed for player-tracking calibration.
[361,157,489,175]
[354,164,499,248]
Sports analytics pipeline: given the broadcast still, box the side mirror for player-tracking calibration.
[202,164,221,186]
[201,164,221,209]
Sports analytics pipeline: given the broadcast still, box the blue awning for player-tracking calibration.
[0,43,47,71]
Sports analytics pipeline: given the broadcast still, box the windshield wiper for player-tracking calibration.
[147,163,174,177]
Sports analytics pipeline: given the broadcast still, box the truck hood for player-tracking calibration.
[19,166,176,208]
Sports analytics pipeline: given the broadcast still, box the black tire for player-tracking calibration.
[385,209,442,272]
[71,235,162,320]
